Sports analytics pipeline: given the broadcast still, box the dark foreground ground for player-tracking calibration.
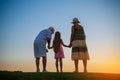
[0,71,120,80]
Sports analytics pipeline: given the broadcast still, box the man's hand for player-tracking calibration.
[46,49,48,53]
[46,38,51,49]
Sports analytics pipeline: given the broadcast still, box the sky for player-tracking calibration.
[0,0,120,73]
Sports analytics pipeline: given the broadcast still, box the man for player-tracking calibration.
[34,27,55,72]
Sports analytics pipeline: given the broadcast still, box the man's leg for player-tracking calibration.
[42,57,47,72]
[36,57,40,72]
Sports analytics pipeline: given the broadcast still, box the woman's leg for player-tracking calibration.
[74,59,79,72]
[60,58,63,72]
[83,59,87,73]
[36,57,40,72]
[56,58,59,72]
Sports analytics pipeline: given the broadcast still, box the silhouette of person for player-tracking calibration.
[69,18,89,73]
[49,31,69,72]
[34,27,55,72]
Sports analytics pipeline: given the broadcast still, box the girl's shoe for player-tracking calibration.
[73,70,78,73]
[42,69,48,72]
[36,69,40,72]
[60,70,63,72]
[56,70,59,72]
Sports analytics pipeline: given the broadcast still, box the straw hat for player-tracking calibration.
[72,18,80,23]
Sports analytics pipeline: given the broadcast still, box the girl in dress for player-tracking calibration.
[50,31,68,72]
[69,18,90,73]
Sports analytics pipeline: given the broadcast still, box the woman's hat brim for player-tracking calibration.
[71,21,80,23]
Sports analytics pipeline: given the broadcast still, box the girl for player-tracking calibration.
[69,18,90,73]
[50,31,68,72]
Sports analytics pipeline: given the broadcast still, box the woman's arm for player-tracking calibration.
[82,26,86,40]
[83,29,86,40]
[69,26,74,47]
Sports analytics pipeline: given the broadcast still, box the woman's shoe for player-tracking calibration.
[84,69,87,73]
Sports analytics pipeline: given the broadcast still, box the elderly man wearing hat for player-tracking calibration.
[69,18,89,73]
[34,27,55,72]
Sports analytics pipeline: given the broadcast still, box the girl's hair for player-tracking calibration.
[53,31,61,53]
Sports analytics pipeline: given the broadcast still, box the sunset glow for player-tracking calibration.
[0,0,120,73]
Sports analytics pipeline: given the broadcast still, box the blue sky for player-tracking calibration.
[0,0,120,72]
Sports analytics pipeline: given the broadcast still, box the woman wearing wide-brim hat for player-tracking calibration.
[69,18,90,73]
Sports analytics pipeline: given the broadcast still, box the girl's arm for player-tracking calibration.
[61,39,69,47]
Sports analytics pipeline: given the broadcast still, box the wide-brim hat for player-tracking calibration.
[72,18,80,23]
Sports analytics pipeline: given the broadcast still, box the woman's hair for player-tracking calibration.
[53,31,61,53]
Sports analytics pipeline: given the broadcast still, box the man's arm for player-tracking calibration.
[46,38,51,49]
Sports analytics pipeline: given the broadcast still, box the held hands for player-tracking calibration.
[47,45,53,49]
[46,45,52,53]
[47,45,50,49]
[63,44,72,48]
[68,43,72,48]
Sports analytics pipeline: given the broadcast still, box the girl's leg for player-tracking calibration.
[55,58,59,72]
[59,58,63,72]
[83,59,87,73]
[36,57,40,72]
[74,59,79,72]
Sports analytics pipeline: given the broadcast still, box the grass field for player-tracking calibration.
[0,71,120,80]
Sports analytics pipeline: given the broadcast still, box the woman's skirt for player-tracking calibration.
[71,40,90,60]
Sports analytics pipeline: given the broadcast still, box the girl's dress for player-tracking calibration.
[71,25,89,60]
[54,44,65,59]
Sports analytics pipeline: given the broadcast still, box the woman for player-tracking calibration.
[69,18,89,73]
